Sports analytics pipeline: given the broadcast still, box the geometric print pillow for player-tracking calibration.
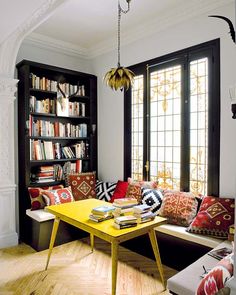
[159,191,198,227]
[42,186,74,206]
[95,180,117,202]
[187,196,235,238]
[28,185,64,210]
[141,188,163,213]
[69,172,96,201]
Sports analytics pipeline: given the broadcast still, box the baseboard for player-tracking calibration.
[0,231,18,249]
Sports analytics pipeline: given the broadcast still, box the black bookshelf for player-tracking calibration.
[17,60,97,245]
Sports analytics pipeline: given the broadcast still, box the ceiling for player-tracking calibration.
[0,0,233,58]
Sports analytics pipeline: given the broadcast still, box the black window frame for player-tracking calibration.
[124,39,220,196]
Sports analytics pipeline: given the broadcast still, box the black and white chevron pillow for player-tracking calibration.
[141,188,163,213]
[95,180,117,202]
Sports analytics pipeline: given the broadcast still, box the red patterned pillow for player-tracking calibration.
[110,180,129,203]
[196,253,233,295]
[28,185,64,210]
[69,172,96,201]
[42,186,74,206]
[187,196,235,238]
[158,191,198,226]
[126,178,159,203]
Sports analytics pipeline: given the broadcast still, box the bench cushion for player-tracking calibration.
[167,241,231,295]
[26,209,55,222]
[155,224,222,248]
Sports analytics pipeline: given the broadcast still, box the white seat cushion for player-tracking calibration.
[26,209,55,222]
[155,224,222,248]
[167,241,231,295]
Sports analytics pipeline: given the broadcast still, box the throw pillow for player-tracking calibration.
[28,185,64,210]
[187,196,235,238]
[69,172,96,200]
[196,252,233,295]
[158,191,198,226]
[141,188,163,213]
[110,180,129,203]
[42,186,74,206]
[126,178,159,203]
[95,180,117,202]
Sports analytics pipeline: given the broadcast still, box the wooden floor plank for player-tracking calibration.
[0,237,177,295]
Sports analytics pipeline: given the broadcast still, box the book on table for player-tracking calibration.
[208,247,232,260]
[114,215,137,224]
[113,197,138,206]
[89,214,113,223]
[133,204,151,214]
[134,211,156,223]
[113,222,137,230]
[91,205,115,216]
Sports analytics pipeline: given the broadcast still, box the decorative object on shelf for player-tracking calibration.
[229,84,236,119]
[104,0,135,91]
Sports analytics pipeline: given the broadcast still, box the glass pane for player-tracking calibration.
[150,65,181,189]
[189,57,208,195]
[131,75,144,180]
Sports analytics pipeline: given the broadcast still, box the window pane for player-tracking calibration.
[189,57,208,195]
[131,75,144,180]
[150,65,181,189]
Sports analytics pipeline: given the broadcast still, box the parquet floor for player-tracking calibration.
[0,237,177,295]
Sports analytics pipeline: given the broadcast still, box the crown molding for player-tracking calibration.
[24,0,233,60]
[23,32,88,59]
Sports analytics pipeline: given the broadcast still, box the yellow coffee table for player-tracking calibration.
[45,199,166,295]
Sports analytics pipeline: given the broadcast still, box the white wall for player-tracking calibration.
[17,42,93,74]
[92,3,236,197]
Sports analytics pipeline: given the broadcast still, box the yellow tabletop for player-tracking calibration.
[45,199,167,243]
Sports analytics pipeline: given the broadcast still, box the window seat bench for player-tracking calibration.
[25,209,87,251]
[167,240,231,295]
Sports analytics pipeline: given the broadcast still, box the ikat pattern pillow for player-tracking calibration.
[42,186,74,206]
[159,191,198,226]
[141,188,163,213]
[95,180,117,202]
[187,196,235,238]
[69,172,96,200]
[28,185,64,210]
[196,252,233,295]
[126,178,159,204]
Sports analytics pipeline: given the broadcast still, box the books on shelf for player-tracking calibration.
[29,116,87,138]
[30,96,55,114]
[208,247,232,260]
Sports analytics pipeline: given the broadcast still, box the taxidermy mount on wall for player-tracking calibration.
[208,15,235,44]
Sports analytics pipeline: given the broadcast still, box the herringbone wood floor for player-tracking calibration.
[0,237,177,295]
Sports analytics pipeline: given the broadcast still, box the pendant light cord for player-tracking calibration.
[117,0,130,68]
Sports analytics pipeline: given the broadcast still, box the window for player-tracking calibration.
[124,39,220,196]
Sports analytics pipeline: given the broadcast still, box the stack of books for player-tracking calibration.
[89,205,115,222]
[133,204,156,223]
[113,215,138,229]
[113,197,138,209]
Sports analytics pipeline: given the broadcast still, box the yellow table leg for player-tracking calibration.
[148,229,165,289]
[45,217,60,270]
[90,233,94,252]
[111,241,118,295]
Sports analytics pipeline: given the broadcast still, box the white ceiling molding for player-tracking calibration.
[24,32,88,59]
[25,0,233,60]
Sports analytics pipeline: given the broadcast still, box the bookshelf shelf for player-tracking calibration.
[29,136,90,140]
[30,157,90,164]
[17,59,97,246]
